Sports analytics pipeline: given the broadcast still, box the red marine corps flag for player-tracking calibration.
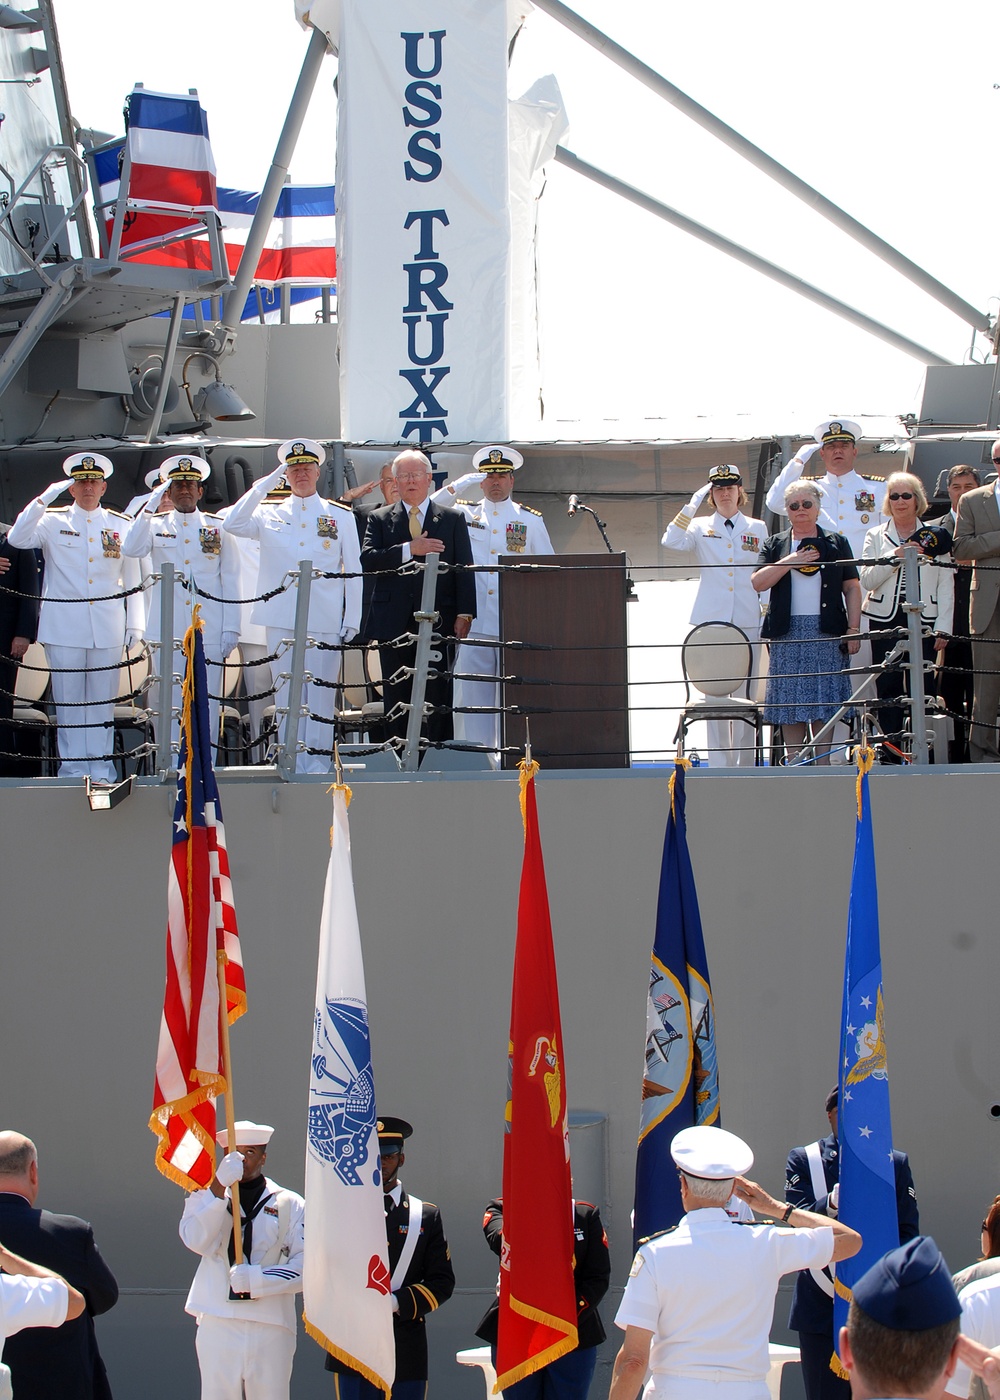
[149,615,246,1190]
[495,761,578,1391]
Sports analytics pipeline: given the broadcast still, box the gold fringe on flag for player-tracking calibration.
[302,1317,391,1400]
[518,758,540,831]
[326,782,353,844]
[854,744,875,818]
[668,756,691,819]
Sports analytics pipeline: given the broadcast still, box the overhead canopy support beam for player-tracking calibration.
[533,0,991,336]
[554,146,955,367]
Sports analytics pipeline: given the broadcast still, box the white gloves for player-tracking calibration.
[342,627,358,644]
[124,631,144,651]
[687,483,712,512]
[146,480,170,511]
[220,632,239,659]
[215,1151,245,1188]
[828,1183,840,1216]
[260,463,287,490]
[789,442,823,471]
[229,1263,253,1297]
[40,480,68,505]
[446,470,486,495]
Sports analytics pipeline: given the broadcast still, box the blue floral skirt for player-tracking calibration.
[763,614,852,726]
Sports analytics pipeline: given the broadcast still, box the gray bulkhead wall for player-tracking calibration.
[0,768,996,1397]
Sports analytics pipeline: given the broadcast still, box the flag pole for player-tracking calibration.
[524,716,532,765]
[217,953,244,1266]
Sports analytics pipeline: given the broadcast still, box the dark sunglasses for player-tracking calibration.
[889,491,915,501]
[787,500,816,511]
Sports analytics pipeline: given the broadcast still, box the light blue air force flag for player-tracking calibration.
[632,761,720,1251]
[833,765,900,1365]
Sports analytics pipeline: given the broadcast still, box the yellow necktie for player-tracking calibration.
[409,506,421,540]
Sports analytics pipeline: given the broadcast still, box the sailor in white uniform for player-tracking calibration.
[180,1120,304,1400]
[223,438,362,772]
[765,419,886,758]
[433,445,553,764]
[661,464,766,766]
[123,465,168,520]
[8,452,145,783]
[610,1125,861,1400]
[217,479,290,760]
[123,454,241,759]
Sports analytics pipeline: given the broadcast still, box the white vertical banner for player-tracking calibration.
[303,786,395,1395]
[335,0,512,443]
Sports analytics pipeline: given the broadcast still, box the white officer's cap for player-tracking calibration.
[814,418,862,446]
[278,438,326,469]
[159,454,210,484]
[472,445,523,473]
[670,1125,753,1179]
[216,1120,274,1148]
[63,451,113,481]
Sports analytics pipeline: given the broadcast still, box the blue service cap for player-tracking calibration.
[852,1236,960,1331]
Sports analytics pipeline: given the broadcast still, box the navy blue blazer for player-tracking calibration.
[784,1133,918,1333]
[0,1191,118,1400]
[360,499,475,643]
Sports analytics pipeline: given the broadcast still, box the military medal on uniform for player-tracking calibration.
[199,527,221,556]
[101,529,121,559]
[856,489,875,525]
[505,521,527,553]
[316,515,338,549]
[741,533,760,552]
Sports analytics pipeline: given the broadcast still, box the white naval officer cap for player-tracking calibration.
[216,1120,275,1149]
[63,451,113,481]
[278,438,326,469]
[472,445,524,473]
[159,453,211,484]
[670,1125,753,1179]
[144,466,165,490]
[814,418,862,446]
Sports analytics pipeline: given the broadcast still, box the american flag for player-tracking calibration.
[149,614,246,1190]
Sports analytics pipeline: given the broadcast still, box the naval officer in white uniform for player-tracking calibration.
[180,1121,304,1400]
[609,1125,861,1400]
[123,453,241,758]
[433,445,553,764]
[9,452,145,783]
[223,439,362,772]
[662,464,766,766]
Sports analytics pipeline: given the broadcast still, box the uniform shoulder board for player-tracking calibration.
[457,498,478,507]
[201,510,222,520]
[107,508,132,520]
[47,505,70,512]
[323,498,353,514]
[521,504,544,517]
[637,1224,678,1246]
[860,473,885,483]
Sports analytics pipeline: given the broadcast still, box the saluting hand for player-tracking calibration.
[733,1176,782,1218]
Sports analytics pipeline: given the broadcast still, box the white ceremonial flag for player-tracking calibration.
[303,785,394,1395]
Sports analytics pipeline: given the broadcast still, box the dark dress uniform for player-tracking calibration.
[475,1198,611,1400]
[326,1185,455,1400]
[0,526,40,775]
[785,1133,919,1400]
[0,1190,118,1399]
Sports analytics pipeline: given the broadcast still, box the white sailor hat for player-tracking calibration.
[815,418,862,446]
[159,453,210,484]
[670,1125,753,1179]
[144,466,165,490]
[472,445,523,473]
[708,463,742,486]
[216,1120,274,1149]
[278,438,326,469]
[63,451,113,481]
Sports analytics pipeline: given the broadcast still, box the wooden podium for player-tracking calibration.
[499,552,629,769]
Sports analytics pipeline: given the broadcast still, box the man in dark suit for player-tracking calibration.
[953,445,1000,761]
[785,1086,919,1400]
[929,465,979,762]
[0,1130,118,1399]
[476,1194,611,1400]
[326,1116,455,1400]
[361,450,475,749]
[0,524,40,775]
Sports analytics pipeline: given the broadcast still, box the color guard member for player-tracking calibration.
[326,1116,455,1400]
[180,1121,304,1400]
[8,452,144,783]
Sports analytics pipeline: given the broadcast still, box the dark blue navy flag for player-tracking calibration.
[833,757,899,1368]
[632,760,719,1249]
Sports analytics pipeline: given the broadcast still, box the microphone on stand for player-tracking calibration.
[567,494,580,516]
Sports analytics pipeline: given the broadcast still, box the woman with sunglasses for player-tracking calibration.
[860,471,953,760]
[752,479,861,763]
